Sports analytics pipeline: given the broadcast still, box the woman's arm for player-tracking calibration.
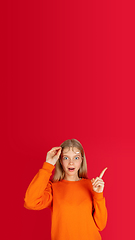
[92,190,108,231]
[24,162,55,210]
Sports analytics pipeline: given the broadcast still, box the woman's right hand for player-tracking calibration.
[46,147,62,166]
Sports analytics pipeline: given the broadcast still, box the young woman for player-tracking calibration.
[24,139,108,240]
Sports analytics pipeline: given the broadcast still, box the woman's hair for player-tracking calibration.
[52,139,88,182]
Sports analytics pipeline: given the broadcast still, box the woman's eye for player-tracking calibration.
[62,156,80,160]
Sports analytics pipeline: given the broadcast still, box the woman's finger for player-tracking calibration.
[92,177,104,185]
[57,148,62,156]
[92,177,101,184]
[94,181,105,188]
[52,147,62,150]
[93,180,104,186]
[49,147,62,152]
[99,167,107,178]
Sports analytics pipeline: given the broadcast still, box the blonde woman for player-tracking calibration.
[24,139,108,240]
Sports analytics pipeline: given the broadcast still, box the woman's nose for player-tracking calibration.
[69,158,74,163]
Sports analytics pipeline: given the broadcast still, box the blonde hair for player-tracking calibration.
[52,139,88,182]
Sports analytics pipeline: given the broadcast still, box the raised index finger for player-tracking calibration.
[99,167,107,178]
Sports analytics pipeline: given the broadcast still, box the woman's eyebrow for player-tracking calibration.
[62,154,80,157]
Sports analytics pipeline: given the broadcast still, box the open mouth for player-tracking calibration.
[68,168,75,171]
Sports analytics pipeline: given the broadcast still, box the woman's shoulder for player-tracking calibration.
[82,177,93,184]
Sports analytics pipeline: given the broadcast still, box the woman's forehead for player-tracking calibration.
[62,146,81,154]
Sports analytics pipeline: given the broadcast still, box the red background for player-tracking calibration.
[1,0,135,239]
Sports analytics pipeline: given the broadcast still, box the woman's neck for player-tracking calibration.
[63,175,82,181]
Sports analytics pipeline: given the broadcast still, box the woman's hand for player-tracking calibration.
[91,167,107,193]
[46,147,62,166]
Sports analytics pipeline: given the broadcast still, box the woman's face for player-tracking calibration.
[60,147,83,180]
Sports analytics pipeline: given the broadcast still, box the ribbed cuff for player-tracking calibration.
[42,161,55,172]
[92,190,104,200]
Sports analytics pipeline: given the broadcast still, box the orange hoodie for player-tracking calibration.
[24,162,108,240]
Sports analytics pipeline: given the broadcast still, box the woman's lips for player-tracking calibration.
[68,168,75,172]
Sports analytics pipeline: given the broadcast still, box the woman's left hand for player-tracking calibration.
[91,167,107,193]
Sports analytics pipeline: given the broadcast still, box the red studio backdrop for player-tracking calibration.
[1,0,135,240]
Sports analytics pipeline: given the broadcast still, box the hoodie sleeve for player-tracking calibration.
[24,162,55,210]
[90,181,108,231]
